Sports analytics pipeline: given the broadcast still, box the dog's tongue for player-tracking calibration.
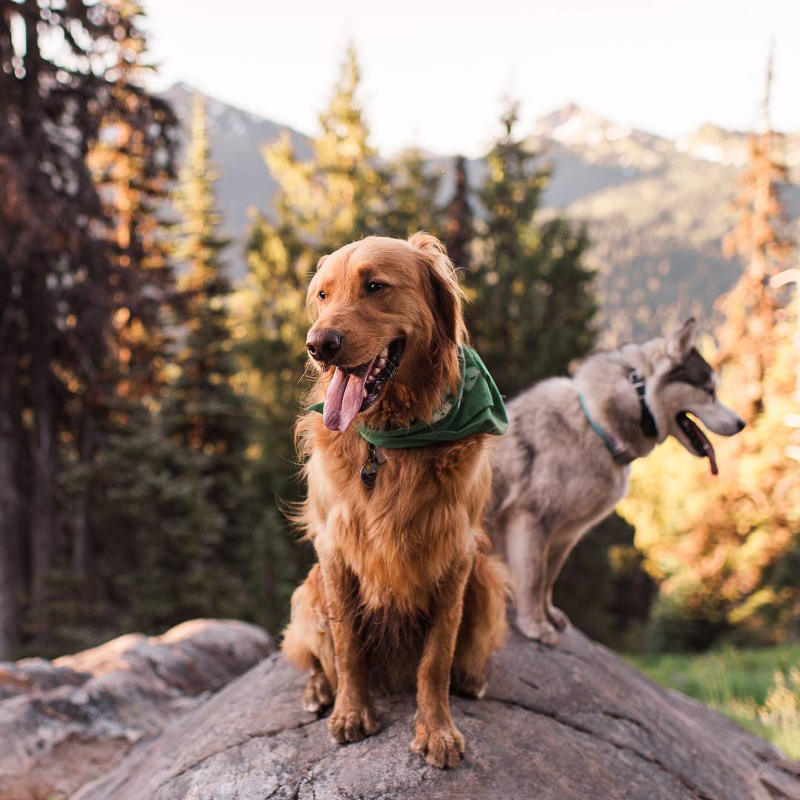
[703,440,718,476]
[692,422,718,476]
[323,368,367,432]
[685,415,718,476]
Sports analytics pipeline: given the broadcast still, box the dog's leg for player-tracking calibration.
[319,553,380,744]
[452,552,509,698]
[543,533,580,632]
[303,658,335,713]
[505,509,560,645]
[282,565,336,712]
[411,558,471,769]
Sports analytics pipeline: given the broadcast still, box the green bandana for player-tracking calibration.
[309,346,508,449]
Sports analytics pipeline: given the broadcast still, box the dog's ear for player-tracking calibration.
[305,255,328,320]
[667,317,696,359]
[409,232,467,348]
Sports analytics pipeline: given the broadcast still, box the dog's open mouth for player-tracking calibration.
[676,412,718,475]
[322,338,406,432]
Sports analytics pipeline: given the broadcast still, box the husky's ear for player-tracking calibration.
[667,317,696,360]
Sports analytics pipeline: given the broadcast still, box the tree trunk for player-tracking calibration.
[0,358,23,658]
[28,354,55,640]
[72,406,94,579]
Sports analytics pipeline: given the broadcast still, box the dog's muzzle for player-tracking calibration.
[307,328,343,363]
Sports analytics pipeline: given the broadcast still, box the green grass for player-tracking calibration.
[627,644,800,759]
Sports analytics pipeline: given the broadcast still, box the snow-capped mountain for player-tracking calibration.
[529,103,674,172]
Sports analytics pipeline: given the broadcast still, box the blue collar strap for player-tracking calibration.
[577,392,635,465]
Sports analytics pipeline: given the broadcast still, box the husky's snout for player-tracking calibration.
[688,401,745,437]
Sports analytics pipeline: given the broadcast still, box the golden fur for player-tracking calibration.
[281,232,509,769]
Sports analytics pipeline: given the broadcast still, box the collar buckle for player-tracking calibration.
[629,369,658,438]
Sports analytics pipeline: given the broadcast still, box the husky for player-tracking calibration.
[489,318,745,645]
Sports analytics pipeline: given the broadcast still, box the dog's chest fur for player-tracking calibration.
[306,425,489,615]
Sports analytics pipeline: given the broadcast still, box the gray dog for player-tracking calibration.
[489,318,745,644]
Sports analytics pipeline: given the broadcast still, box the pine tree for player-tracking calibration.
[378,147,441,239]
[161,94,251,618]
[466,101,597,397]
[166,94,247,460]
[441,155,475,271]
[717,48,793,420]
[260,44,388,254]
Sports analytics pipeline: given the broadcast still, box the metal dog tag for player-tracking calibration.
[360,444,386,489]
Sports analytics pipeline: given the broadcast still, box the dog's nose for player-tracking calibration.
[306,328,343,362]
[737,418,746,432]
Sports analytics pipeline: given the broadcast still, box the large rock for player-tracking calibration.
[73,628,800,800]
[0,619,274,800]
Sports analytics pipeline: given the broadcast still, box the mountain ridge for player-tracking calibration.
[163,83,800,342]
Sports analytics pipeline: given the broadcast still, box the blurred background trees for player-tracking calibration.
[1,3,797,665]
[0,0,178,655]
[621,60,800,651]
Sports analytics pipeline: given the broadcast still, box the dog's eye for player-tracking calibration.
[366,281,386,294]
[318,290,326,300]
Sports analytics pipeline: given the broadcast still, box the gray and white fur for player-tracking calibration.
[489,318,745,645]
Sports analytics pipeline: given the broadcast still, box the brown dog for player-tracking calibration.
[282,232,509,769]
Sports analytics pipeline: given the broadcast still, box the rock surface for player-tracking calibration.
[0,619,274,800]
[72,627,800,800]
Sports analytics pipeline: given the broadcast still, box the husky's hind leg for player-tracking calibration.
[543,534,577,631]
[505,509,560,645]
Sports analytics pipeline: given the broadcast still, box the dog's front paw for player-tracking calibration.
[328,700,379,744]
[547,604,570,631]
[303,670,334,714]
[516,614,560,646]
[410,719,465,768]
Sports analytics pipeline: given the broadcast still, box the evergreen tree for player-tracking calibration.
[379,147,441,239]
[466,101,597,397]
[717,49,793,420]
[166,95,247,459]
[441,155,475,271]
[260,44,388,255]
[0,0,175,652]
[161,94,251,619]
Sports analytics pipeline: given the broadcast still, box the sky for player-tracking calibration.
[143,0,800,157]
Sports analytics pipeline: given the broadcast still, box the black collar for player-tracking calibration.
[629,369,658,438]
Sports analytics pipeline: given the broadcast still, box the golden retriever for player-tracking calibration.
[281,232,508,769]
